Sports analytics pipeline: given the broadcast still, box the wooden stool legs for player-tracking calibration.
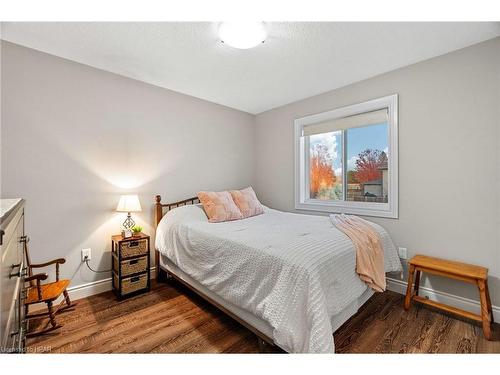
[478,279,492,340]
[404,259,493,341]
[414,270,421,296]
[404,266,421,310]
[485,280,494,324]
[404,264,415,310]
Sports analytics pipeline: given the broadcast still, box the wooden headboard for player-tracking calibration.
[154,195,200,226]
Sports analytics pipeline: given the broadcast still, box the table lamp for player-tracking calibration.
[116,195,142,236]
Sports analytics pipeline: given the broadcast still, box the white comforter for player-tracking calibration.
[155,205,402,353]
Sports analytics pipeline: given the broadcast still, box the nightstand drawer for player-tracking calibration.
[114,272,148,296]
[113,255,148,277]
[120,238,148,258]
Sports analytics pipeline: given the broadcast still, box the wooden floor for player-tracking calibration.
[27,281,500,353]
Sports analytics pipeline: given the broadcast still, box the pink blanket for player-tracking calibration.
[330,214,386,292]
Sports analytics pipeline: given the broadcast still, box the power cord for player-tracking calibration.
[84,256,111,273]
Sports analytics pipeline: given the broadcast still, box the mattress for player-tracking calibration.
[156,205,402,353]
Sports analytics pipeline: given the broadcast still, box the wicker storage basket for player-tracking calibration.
[120,238,148,258]
[113,255,148,277]
[114,272,148,295]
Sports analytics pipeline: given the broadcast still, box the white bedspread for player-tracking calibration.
[155,205,402,353]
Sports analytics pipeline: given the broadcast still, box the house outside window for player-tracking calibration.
[294,94,398,218]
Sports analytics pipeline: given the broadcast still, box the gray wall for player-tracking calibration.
[254,37,500,306]
[2,37,500,308]
[1,41,255,287]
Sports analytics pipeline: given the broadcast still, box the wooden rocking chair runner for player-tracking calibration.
[23,237,74,337]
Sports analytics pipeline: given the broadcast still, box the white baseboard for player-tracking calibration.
[30,267,156,312]
[386,277,500,322]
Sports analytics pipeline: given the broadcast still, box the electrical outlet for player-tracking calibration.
[398,247,408,260]
[81,248,92,262]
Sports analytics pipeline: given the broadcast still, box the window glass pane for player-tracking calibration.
[346,123,389,203]
[309,131,343,200]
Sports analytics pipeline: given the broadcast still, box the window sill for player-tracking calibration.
[295,200,398,219]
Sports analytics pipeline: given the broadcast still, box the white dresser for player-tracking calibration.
[0,199,26,353]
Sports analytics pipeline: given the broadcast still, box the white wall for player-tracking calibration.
[1,41,255,288]
[254,37,500,306]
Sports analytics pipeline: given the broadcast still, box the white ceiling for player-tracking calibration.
[2,22,500,114]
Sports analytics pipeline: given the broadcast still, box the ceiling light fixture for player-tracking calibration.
[218,22,267,49]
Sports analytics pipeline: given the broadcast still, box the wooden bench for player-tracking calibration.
[404,255,493,340]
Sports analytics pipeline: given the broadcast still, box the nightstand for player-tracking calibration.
[111,233,151,299]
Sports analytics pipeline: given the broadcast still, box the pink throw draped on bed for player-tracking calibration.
[330,214,386,292]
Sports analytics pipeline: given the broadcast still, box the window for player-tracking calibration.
[295,94,398,218]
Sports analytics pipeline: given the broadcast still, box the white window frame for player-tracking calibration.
[294,94,398,218]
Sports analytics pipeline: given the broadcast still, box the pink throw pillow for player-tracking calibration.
[197,190,243,223]
[229,187,264,219]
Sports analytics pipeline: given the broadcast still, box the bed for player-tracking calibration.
[154,195,402,353]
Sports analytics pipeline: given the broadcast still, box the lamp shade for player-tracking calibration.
[116,194,142,212]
